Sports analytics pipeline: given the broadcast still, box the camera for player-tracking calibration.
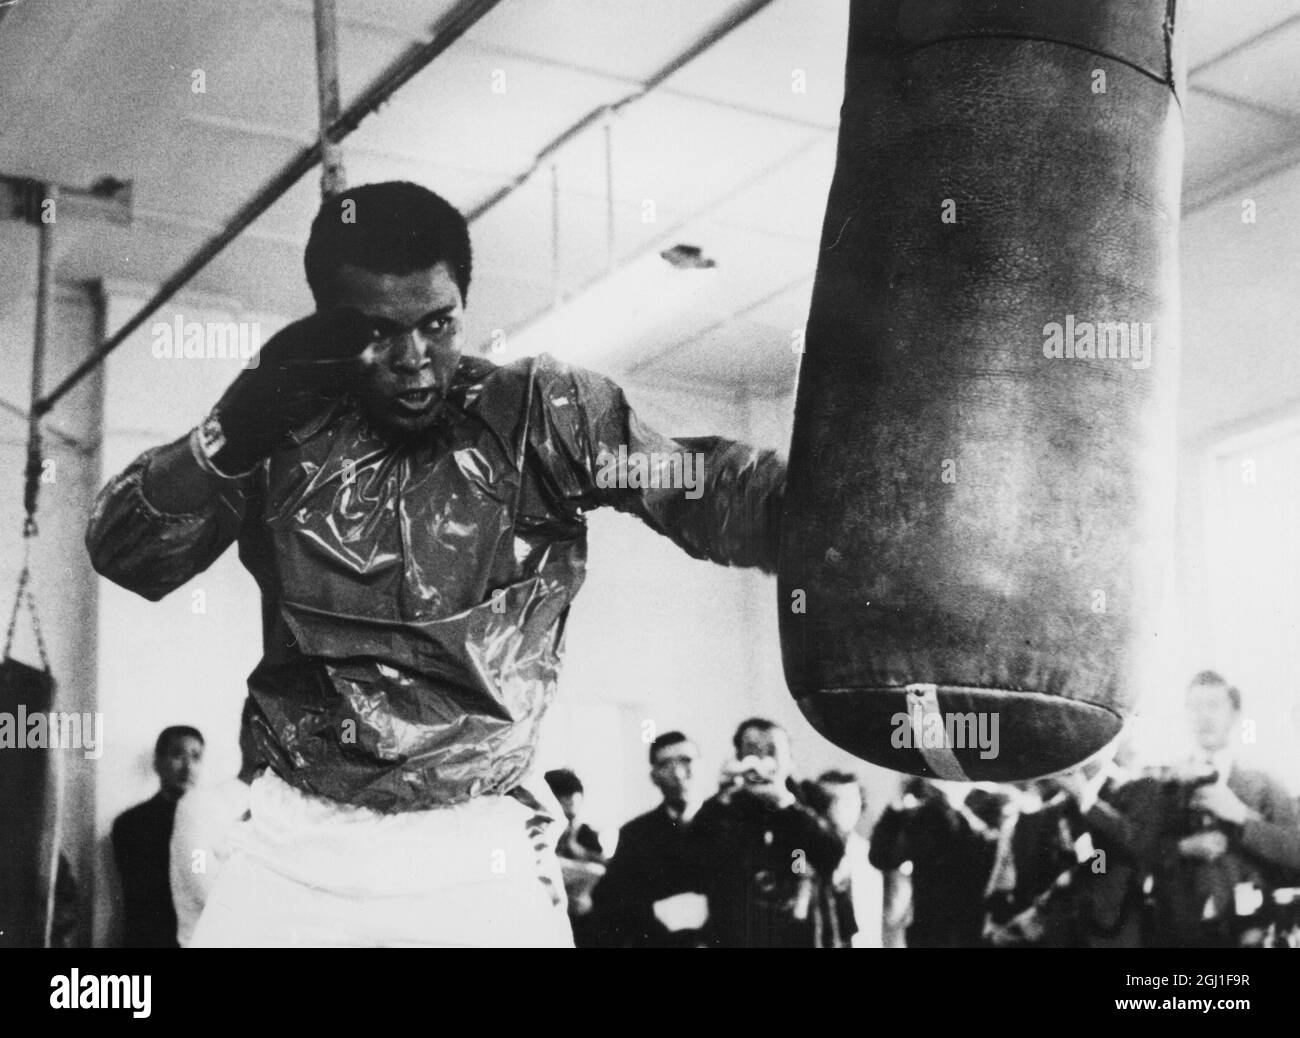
[1172,769,1219,835]
[722,754,778,787]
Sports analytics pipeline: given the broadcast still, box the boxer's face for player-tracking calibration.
[330,261,465,442]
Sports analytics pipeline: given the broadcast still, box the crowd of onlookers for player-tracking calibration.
[542,670,1300,948]
[113,670,1300,947]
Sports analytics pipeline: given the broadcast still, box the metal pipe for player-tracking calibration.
[466,0,778,223]
[29,189,64,947]
[26,185,56,523]
[603,118,614,274]
[550,162,561,305]
[0,397,93,453]
[36,0,775,417]
[313,0,347,197]
[35,0,502,417]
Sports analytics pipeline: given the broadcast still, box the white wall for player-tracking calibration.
[1165,162,1300,784]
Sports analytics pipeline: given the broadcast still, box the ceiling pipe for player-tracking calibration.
[34,0,503,418]
[36,0,781,417]
[313,0,347,198]
[466,0,779,223]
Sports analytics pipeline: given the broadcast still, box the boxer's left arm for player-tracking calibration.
[535,359,785,572]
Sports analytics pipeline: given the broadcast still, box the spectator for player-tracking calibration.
[112,725,204,947]
[544,768,605,863]
[869,778,1000,947]
[811,769,885,948]
[1055,752,1151,949]
[1076,672,1300,947]
[691,718,847,947]
[982,779,1090,948]
[170,700,264,947]
[544,768,605,946]
[591,731,709,947]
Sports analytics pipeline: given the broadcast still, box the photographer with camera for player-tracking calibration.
[1077,672,1300,947]
[869,778,1003,948]
[690,719,847,947]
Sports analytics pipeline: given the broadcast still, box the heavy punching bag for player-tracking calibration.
[780,0,1184,781]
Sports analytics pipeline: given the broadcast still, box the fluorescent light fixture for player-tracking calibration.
[502,244,718,366]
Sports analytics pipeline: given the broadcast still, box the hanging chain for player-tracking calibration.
[4,527,51,671]
[8,312,51,670]
[6,180,53,670]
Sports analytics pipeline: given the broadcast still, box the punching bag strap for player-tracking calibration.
[904,683,969,781]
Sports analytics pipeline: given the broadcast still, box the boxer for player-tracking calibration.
[87,181,785,947]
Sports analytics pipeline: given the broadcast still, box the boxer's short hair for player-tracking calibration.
[304,181,472,305]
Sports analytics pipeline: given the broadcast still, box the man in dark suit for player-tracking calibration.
[1079,672,1300,948]
[591,731,708,947]
[1053,756,1150,949]
[112,726,204,947]
[690,719,847,948]
[870,778,1001,948]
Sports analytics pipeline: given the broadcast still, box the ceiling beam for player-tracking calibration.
[35,0,505,418]
[1188,11,1300,76]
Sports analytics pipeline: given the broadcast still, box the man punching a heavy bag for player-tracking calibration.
[86,182,785,947]
[781,0,1184,781]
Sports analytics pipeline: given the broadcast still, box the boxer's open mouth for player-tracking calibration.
[393,388,438,414]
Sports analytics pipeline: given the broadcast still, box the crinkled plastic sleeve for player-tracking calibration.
[85,436,252,602]
[532,359,786,574]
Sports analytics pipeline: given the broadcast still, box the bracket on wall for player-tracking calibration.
[0,175,134,228]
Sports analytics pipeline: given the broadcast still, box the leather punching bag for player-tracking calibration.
[780,0,1184,781]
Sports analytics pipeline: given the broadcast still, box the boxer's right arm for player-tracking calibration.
[87,313,368,600]
[142,434,239,514]
[86,433,253,602]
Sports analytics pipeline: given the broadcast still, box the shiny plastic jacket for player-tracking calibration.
[87,354,785,812]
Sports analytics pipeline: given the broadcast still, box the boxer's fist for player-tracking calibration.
[198,309,375,475]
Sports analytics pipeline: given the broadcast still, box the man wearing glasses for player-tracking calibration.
[87,182,784,947]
